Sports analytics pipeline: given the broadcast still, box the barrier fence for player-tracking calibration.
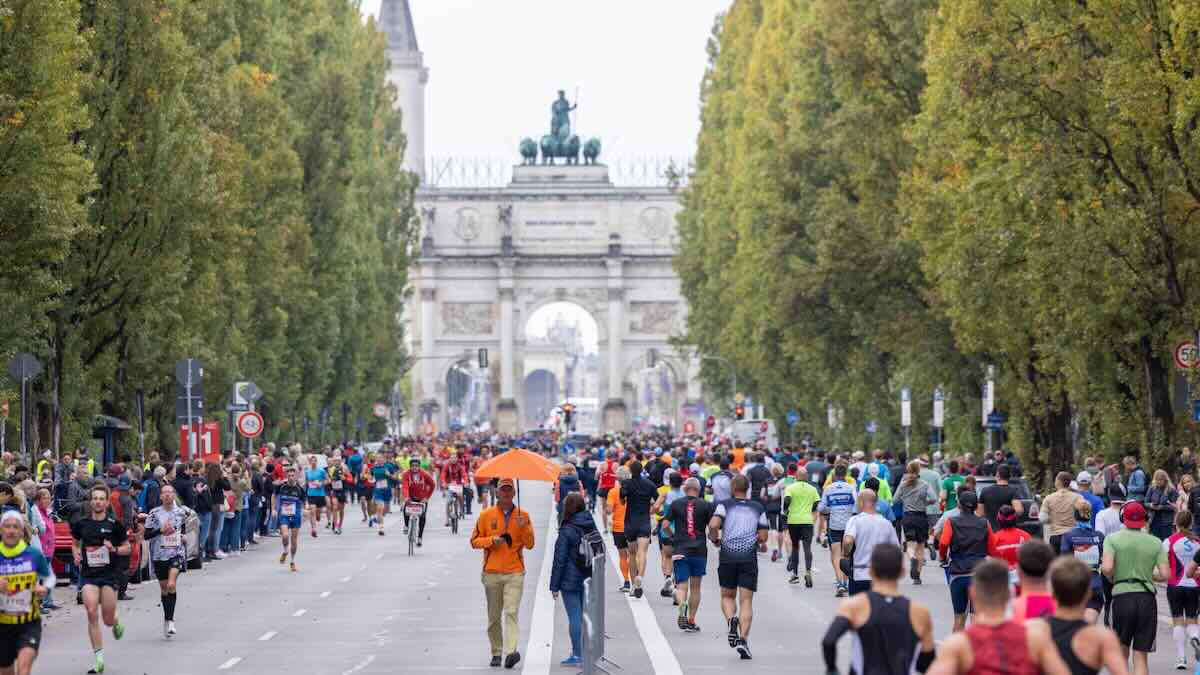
[581,529,618,675]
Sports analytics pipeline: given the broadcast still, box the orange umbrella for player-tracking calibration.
[474,448,559,482]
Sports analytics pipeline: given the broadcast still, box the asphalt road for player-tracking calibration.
[32,489,1190,674]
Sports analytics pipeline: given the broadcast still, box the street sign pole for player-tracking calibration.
[135,389,146,467]
[19,375,27,463]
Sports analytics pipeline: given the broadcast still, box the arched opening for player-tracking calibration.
[522,301,601,433]
[445,360,489,432]
[625,355,681,434]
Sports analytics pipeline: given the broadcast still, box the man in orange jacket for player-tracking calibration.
[470,478,535,669]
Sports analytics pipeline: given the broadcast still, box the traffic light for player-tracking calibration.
[561,403,574,425]
[734,405,745,420]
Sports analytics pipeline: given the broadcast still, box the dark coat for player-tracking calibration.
[550,511,597,593]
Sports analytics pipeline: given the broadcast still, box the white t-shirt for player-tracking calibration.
[1095,507,1122,538]
[843,512,900,581]
[1165,535,1200,588]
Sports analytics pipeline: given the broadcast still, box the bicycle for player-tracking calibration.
[405,501,426,556]
[446,486,463,535]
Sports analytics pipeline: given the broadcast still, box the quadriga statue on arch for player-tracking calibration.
[516,89,601,166]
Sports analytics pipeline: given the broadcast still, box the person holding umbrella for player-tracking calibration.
[470,477,535,669]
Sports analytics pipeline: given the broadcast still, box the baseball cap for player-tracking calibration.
[1075,471,1092,484]
[1121,502,1147,528]
[497,478,516,489]
[958,490,978,511]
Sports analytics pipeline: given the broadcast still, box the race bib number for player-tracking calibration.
[449,485,463,495]
[162,532,182,548]
[281,503,297,517]
[405,503,425,516]
[0,589,31,615]
[1073,545,1100,567]
[86,546,110,567]
[588,460,601,469]
[376,479,388,490]
[332,480,343,490]
[307,480,321,490]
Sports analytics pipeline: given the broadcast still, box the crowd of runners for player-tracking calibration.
[0,433,1196,673]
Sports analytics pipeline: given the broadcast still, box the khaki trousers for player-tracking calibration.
[482,572,524,656]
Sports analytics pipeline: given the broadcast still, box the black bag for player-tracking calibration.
[570,525,603,579]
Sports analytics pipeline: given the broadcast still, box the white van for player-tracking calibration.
[730,419,779,451]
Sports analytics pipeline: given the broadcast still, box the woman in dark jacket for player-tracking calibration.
[556,464,584,523]
[550,493,596,667]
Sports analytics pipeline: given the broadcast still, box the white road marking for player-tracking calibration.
[603,531,684,675]
[218,657,242,670]
[340,655,376,675]
[376,553,385,560]
[359,564,368,571]
[258,631,277,641]
[320,591,332,599]
[522,510,557,675]
[340,576,352,583]
[293,609,307,617]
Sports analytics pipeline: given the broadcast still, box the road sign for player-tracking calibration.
[786,410,800,427]
[901,388,912,428]
[234,381,262,406]
[986,411,1007,430]
[174,358,203,385]
[933,388,945,428]
[1176,342,1199,370]
[866,421,878,434]
[179,421,220,462]
[478,348,488,369]
[1194,400,1200,424]
[734,392,745,404]
[7,353,42,383]
[373,403,388,418]
[982,370,995,427]
[683,421,696,434]
[236,411,264,438]
[705,415,715,430]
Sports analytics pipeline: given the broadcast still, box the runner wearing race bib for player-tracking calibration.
[1165,511,1200,669]
[0,510,50,675]
[276,470,306,572]
[304,456,329,539]
[70,484,130,674]
[140,484,191,639]
[1059,501,1105,623]
[327,456,347,535]
[371,452,400,536]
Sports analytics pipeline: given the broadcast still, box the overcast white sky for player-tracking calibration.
[362,0,730,160]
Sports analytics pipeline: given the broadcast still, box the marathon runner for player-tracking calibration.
[1164,511,1200,669]
[357,454,374,524]
[708,474,768,660]
[327,455,347,535]
[401,460,435,546]
[783,466,820,587]
[303,455,328,539]
[370,451,399,535]
[1101,501,1167,675]
[821,543,935,675]
[937,490,989,633]
[1011,540,1057,622]
[0,510,50,675]
[820,463,857,597]
[667,477,713,631]
[841,489,899,596]
[71,484,129,674]
[652,471,686,598]
[928,558,1068,675]
[1044,557,1130,675]
[596,453,618,531]
[988,505,1032,590]
[620,461,658,599]
[139,484,190,639]
[1059,501,1105,624]
[276,468,305,571]
[606,467,632,592]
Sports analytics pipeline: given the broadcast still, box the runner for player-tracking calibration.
[651,471,685,598]
[71,484,130,674]
[894,461,937,585]
[988,505,1033,590]
[783,466,820,587]
[327,456,347,535]
[619,461,658,599]
[667,477,714,631]
[1011,540,1057,622]
[1101,501,1168,675]
[0,510,51,675]
[1164,511,1200,669]
[303,455,328,539]
[401,460,435,546]
[821,543,936,675]
[370,452,399,535]
[139,484,189,638]
[764,464,790,564]
[841,489,899,596]
[928,558,1069,674]
[708,474,768,660]
[1059,501,1105,624]
[708,456,734,504]
[605,467,632,592]
[276,468,305,571]
[937,490,990,633]
[1043,557,1129,675]
[819,463,857,597]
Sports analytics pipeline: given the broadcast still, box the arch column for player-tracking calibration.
[495,260,519,434]
[603,258,627,432]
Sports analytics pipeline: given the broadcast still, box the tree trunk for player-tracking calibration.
[1140,334,1176,456]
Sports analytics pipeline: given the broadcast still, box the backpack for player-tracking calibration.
[137,478,158,512]
[569,525,604,579]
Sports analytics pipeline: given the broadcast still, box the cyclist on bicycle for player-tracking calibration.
[442,452,468,527]
[402,461,436,547]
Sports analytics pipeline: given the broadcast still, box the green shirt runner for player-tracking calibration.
[942,474,965,510]
[783,480,820,526]
[1105,528,1167,596]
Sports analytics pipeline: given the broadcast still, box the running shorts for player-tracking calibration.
[766,511,784,531]
[1167,586,1199,619]
[949,574,973,615]
[1112,592,1157,652]
[372,489,392,504]
[902,513,929,544]
[329,490,346,502]
[307,495,327,508]
[612,532,628,550]
[79,574,116,590]
[598,487,611,501]
[278,512,302,530]
[717,560,759,592]
[624,518,652,541]
[0,621,41,667]
[827,528,845,545]
[673,555,707,583]
[848,579,872,596]
[153,557,186,581]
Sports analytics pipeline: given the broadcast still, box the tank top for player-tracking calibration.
[964,622,1038,675]
[1046,617,1098,675]
[850,592,919,675]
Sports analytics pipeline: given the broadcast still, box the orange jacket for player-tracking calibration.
[470,505,535,574]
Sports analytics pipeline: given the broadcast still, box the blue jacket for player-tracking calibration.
[1126,467,1148,503]
[550,511,597,593]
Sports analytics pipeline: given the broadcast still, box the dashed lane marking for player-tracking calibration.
[320,591,332,598]
[340,655,376,675]
[258,631,277,641]
[218,657,242,670]
[340,576,352,583]
[293,609,307,617]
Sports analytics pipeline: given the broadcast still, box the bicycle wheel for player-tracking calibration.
[408,522,416,556]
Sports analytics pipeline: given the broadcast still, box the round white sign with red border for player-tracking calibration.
[1175,341,1198,370]
[236,411,264,438]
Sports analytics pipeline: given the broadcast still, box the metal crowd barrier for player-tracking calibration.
[581,530,619,675]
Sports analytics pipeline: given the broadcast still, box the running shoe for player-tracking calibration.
[620,581,631,594]
[279,552,287,564]
[835,583,847,598]
[727,616,740,647]
[166,621,176,638]
[1176,658,1187,670]
[112,622,124,640]
[805,571,814,588]
[1192,635,1200,661]
[736,638,752,660]
[632,587,643,599]
[560,656,581,667]
[378,529,385,536]
[417,537,423,547]
[90,652,105,674]
[311,531,317,539]
[684,622,700,633]
[788,574,800,585]
[290,562,297,572]
[771,549,780,563]
[677,603,689,630]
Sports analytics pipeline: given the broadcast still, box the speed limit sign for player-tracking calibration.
[236,411,264,438]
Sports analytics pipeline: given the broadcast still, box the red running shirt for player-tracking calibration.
[964,622,1038,675]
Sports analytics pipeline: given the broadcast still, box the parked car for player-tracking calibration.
[972,476,1043,539]
[53,508,202,586]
